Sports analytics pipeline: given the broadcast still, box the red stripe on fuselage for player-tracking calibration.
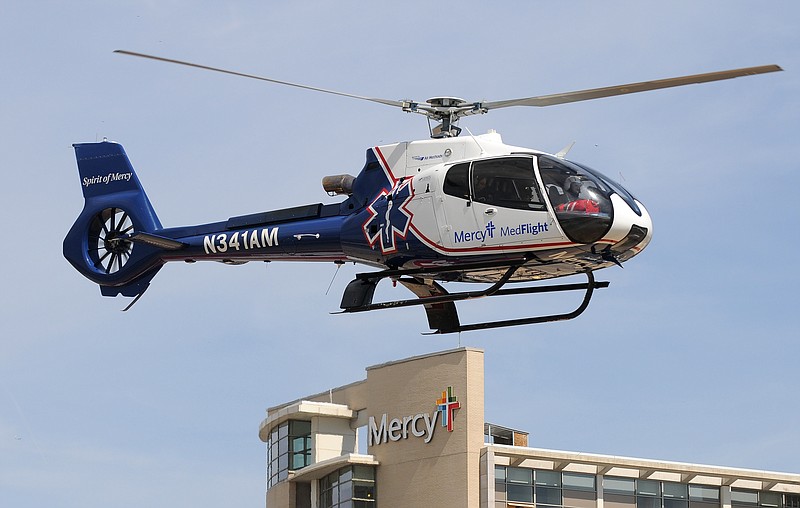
[373,146,396,184]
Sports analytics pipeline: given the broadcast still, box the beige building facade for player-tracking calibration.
[258,348,800,508]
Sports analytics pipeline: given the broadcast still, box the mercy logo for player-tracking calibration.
[437,386,461,432]
[454,220,496,244]
[368,386,462,446]
[368,411,437,446]
[454,220,550,243]
[485,221,496,238]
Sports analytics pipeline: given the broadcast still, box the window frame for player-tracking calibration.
[442,156,547,212]
[266,419,313,491]
[320,466,377,508]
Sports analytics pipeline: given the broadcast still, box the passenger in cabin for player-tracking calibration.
[473,176,493,203]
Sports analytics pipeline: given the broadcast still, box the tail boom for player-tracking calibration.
[64,142,351,300]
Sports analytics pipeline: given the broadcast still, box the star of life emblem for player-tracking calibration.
[362,177,414,254]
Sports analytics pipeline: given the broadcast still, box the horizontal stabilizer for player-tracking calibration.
[130,232,187,250]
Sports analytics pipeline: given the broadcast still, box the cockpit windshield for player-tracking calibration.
[537,156,611,212]
[570,161,641,216]
[537,155,615,244]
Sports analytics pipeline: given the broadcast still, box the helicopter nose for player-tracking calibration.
[605,195,653,260]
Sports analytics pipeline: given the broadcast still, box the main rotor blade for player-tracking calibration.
[114,50,408,109]
[481,64,783,110]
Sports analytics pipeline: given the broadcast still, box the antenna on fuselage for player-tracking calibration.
[463,126,486,156]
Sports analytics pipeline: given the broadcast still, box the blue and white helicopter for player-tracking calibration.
[63,51,781,333]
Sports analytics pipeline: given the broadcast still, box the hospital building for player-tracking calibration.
[259,348,800,507]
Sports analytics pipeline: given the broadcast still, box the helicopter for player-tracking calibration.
[63,51,782,333]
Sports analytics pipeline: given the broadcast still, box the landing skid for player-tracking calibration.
[338,264,609,334]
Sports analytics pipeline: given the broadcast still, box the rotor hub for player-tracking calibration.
[426,97,466,108]
[104,234,131,254]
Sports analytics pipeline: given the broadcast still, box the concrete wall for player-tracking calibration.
[312,416,355,463]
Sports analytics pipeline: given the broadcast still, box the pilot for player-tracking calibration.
[563,175,584,200]
[565,175,602,200]
[560,175,601,213]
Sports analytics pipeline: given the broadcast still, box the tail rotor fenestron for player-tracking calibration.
[88,207,135,275]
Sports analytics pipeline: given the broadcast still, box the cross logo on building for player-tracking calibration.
[436,386,461,432]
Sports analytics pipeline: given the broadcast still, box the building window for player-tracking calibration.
[785,494,800,508]
[508,467,534,504]
[563,473,596,491]
[266,420,312,490]
[320,465,376,508]
[688,484,720,508]
[732,491,759,506]
[636,479,661,508]
[290,420,312,470]
[689,486,720,503]
[662,482,688,508]
[536,470,563,506]
[605,477,722,508]
[733,490,786,508]
[626,478,716,508]
[563,473,596,508]
[495,468,596,507]
[604,477,635,495]
[604,477,636,508]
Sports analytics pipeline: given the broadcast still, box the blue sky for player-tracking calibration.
[1,1,798,507]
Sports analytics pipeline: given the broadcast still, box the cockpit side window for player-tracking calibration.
[443,162,470,200]
[471,158,546,211]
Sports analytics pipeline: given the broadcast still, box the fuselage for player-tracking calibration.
[157,131,652,283]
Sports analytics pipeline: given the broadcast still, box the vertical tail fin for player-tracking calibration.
[63,141,164,298]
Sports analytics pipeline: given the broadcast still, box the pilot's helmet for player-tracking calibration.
[564,176,582,194]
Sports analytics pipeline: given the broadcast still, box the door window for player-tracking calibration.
[443,162,470,200]
[442,157,545,211]
[471,158,546,211]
